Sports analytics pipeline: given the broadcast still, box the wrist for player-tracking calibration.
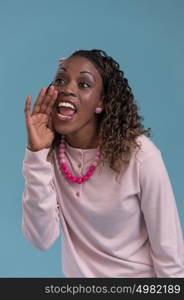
[27,146,50,152]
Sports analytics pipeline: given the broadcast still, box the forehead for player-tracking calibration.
[57,56,101,78]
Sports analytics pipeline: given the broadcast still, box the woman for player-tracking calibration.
[22,49,184,277]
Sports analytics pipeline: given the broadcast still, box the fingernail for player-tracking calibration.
[40,88,45,96]
[59,57,66,62]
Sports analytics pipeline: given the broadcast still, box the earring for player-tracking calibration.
[95,107,103,114]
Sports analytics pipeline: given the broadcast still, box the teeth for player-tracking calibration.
[58,101,76,110]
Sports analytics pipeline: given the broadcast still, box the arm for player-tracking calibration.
[22,148,60,251]
[139,150,184,277]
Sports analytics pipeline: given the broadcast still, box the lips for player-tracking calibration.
[53,98,77,123]
[56,96,78,112]
[56,112,75,122]
[58,106,75,116]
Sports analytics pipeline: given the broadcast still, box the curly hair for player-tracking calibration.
[47,49,151,180]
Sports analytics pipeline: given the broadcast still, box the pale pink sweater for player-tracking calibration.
[22,134,184,277]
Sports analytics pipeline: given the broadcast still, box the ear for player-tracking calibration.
[98,95,105,108]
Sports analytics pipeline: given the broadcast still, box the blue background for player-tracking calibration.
[0,0,183,277]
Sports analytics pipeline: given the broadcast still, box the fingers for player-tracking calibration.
[39,85,54,112]
[39,86,58,115]
[24,95,32,124]
[44,90,58,115]
[32,85,58,116]
[31,87,47,115]
[48,113,55,131]
[59,57,67,62]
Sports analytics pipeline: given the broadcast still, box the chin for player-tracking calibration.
[53,121,82,136]
[52,113,97,136]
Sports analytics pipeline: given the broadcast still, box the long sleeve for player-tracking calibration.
[22,148,60,251]
[139,150,184,277]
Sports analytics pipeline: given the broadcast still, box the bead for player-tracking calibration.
[66,173,72,179]
[89,165,96,171]
[59,148,65,154]
[77,178,82,184]
[86,171,92,177]
[71,177,77,182]
[59,139,100,184]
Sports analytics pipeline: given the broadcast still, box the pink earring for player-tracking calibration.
[95,107,103,114]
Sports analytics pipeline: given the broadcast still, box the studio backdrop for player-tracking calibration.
[0,0,183,277]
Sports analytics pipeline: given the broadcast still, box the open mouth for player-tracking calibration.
[55,101,77,121]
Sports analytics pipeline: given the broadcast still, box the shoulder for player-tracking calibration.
[132,134,161,164]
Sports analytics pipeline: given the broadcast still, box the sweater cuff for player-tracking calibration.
[23,147,51,165]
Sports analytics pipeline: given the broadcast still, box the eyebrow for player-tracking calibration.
[59,67,95,81]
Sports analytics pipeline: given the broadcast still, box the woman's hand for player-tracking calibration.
[24,85,58,151]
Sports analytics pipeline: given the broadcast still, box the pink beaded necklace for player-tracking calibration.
[59,135,101,184]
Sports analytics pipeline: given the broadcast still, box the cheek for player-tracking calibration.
[81,91,100,112]
[81,102,96,117]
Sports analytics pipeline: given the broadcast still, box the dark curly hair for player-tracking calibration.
[47,49,151,180]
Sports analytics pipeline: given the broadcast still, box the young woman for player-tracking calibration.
[22,49,184,277]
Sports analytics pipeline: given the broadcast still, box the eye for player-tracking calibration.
[54,78,65,85]
[79,82,90,88]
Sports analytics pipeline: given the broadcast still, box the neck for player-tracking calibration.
[66,133,98,149]
[65,127,99,149]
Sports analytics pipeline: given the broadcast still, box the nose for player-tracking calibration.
[54,81,76,96]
